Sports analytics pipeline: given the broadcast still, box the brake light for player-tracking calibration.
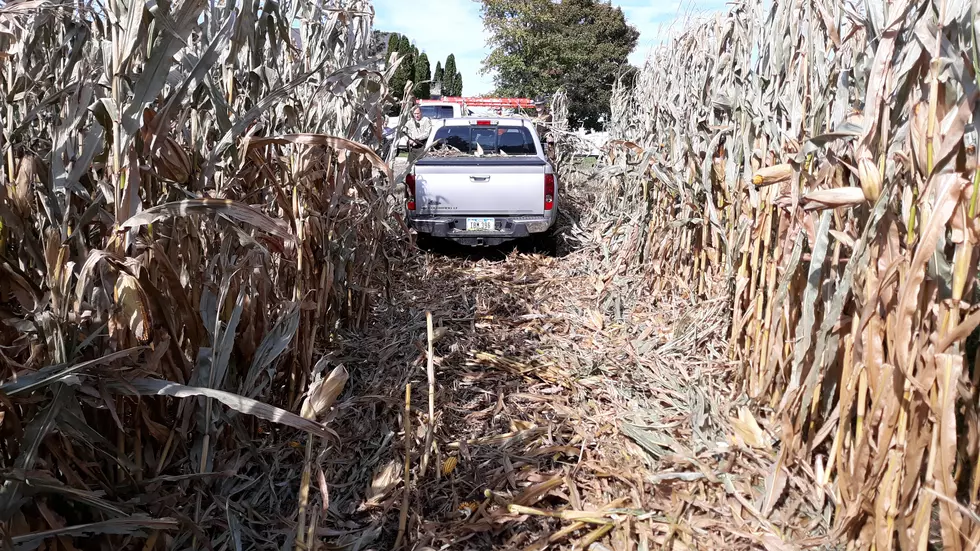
[406,174,416,211]
[544,174,555,210]
[475,120,493,126]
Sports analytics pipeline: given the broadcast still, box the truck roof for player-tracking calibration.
[434,117,533,127]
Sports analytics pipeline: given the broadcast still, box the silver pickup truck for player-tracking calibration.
[404,117,558,247]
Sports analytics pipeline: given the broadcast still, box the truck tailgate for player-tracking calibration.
[414,158,546,216]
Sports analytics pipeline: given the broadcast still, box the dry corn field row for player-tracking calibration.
[1,0,978,550]
[0,0,762,550]
[606,0,980,548]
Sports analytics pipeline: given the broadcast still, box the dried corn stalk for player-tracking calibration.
[603,0,980,548]
[0,0,400,548]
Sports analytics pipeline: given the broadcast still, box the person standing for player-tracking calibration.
[406,105,432,150]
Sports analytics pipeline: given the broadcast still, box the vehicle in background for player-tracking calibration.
[418,97,537,119]
[405,118,558,249]
[417,100,468,119]
[436,97,536,112]
[388,102,466,154]
[388,97,539,155]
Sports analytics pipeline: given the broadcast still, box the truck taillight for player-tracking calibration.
[544,174,555,210]
[406,174,416,211]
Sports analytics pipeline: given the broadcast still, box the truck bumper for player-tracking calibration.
[408,211,556,247]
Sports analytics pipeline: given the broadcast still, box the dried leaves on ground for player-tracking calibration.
[299,179,832,550]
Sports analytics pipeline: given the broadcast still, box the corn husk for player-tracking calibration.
[801,187,868,211]
[752,163,794,186]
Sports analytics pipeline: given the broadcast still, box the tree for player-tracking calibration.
[377,32,458,101]
[387,33,400,57]
[397,35,412,55]
[444,54,458,96]
[415,52,431,99]
[434,61,444,86]
[479,0,639,130]
[389,34,416,102]
[453,74,463,97]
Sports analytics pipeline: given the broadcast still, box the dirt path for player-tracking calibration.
[301,205,807,550]
[285,163,832,550]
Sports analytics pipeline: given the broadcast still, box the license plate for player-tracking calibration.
[466,218,495,231]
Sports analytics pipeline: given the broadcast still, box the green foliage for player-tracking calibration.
[416,53,431,99]
[388,33,416,103]
[479,0,638,130]
[386,32,399,57]
[434,61,444,87]
[443,54,461,96]
[379,33,461,99]
[398,34,412,54]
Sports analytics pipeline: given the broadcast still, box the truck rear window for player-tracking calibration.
[432,126,537,155]
[421,105,456,119]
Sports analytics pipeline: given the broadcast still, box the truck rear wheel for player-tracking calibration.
[414,232,435,251]
[530,226,558,256]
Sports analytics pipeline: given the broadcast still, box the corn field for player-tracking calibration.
[7,0,980,547]
[0,0,399,548]
[606,0,980,548]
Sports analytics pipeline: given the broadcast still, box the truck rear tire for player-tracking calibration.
[530,226,558,256]
[414,232,435,251]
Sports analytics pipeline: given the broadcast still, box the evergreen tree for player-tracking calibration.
[444,54,457,96]
[410,45,420,81]
[398,35,413,60]
[434,61,444,85]
[453,73,463,96]
[386,33,399,58]
[389,34,416,102]
[415,53,431,99]
[378,33,454,102]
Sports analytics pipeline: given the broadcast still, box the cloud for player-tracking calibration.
[372,0,728,95]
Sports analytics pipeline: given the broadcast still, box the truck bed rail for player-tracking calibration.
[415,157,546,167]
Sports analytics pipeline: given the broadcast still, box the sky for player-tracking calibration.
[372,0,731,96]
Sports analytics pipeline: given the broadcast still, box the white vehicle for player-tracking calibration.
[390,102,471,154]
[405,118,558,247]
[417,100,469,119]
